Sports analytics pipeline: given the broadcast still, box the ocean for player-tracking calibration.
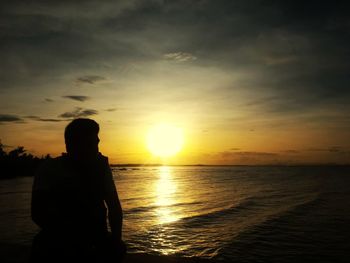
[1,166,350,262]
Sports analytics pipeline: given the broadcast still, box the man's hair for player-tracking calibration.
[64,118,99,148]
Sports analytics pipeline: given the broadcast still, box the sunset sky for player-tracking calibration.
[1,1,350,165]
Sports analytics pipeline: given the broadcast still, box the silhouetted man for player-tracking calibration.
[30,118,125,262]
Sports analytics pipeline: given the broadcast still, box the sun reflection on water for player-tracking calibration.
[152,166,188,255]
[155,166,179,224]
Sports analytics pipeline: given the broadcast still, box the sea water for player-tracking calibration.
[1,166,350,262]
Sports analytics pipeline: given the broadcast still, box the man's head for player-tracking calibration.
[64,118,100,160]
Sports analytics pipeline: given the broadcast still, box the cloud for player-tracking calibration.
[305,146,343,153]
[105,108,117,112]
[163,52,197,62]
[244,96,281,107]
[24,115,39,120]
[211,150,282,165]
[59,107,98,118]
[25,116,65,122]
[230,148,241,151]
[76,75,106,84]
[44,98,54,102]
[39,118,64,122]
[1,0,350,131]
[282,150,300,154]
[221,151,279,157]
[62,95,90,102]
[40,118,66,122]
[0,114,23,123]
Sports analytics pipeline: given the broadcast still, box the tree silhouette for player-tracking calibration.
[0,140,50,179]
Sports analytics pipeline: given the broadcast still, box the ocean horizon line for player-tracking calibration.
[110,163,350,167]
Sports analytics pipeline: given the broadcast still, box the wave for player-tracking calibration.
[124,201,204,215]
[212,193,350,262]
[172,197,259,227]
[166,193,322,231]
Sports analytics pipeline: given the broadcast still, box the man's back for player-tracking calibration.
[32,154,113,241]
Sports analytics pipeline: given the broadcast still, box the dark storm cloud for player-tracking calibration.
[1,0,350,116]
[59,107,98,118]
[76,75,106,84]
[0,114,23,123]
[62,95,90,102]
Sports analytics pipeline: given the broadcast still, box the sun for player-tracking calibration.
[147,124,184,157]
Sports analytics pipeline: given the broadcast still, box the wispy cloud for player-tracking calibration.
[305,146,344,153]
[40,118,66,122]
[44,98,54,102]
[59,107,98,118]
[0,114,23,123]
[62,95,90,102]
[211,150,282,165]
[25,116,39,120]
[25,116,65,122]
[281,150,300,154]
[105,108,117,112]
[76,75,106,84]
[262,55,298,66]
[163,52,197,62]
[221,151,279,158]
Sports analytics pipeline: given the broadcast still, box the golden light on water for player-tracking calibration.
[147,124,184,157]
[155,166,179,224]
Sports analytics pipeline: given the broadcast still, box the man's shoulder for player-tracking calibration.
[98,153,108,162]
[97,153,110,168]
